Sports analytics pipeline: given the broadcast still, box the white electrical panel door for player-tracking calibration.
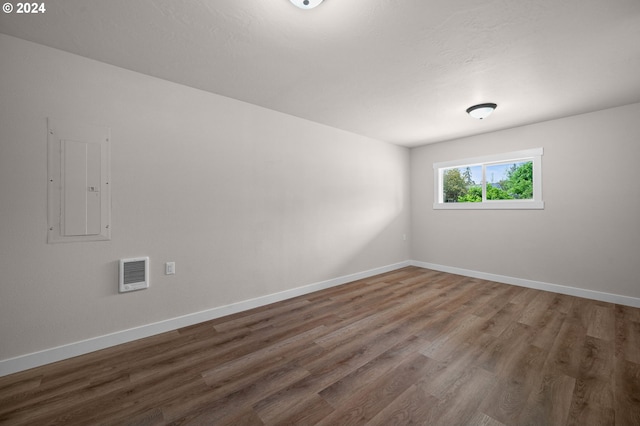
[48,118,111,243]
[62,139,103,236]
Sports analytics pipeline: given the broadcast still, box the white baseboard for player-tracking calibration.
[0,261,410,378]
[410,260,640,309]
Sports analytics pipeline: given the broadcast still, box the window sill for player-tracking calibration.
[433,201,544,210]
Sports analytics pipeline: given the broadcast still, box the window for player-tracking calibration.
[433,148,543,210]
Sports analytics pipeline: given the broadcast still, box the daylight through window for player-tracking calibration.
[433,148,543,210]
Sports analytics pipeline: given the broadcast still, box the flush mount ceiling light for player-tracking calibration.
[290,0,324,9]
[466,103,497,120]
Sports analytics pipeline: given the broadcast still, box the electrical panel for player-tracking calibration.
[47,118,111,243]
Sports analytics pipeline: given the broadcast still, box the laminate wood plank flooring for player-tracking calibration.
[1,266,639,425]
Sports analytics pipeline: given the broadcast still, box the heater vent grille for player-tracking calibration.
[119,257,149,292]
[123,261,146,285]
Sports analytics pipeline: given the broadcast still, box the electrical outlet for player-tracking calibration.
[165,262,176,275]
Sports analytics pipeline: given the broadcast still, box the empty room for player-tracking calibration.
[1,0,639,425]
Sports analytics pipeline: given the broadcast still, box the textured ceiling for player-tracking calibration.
[1,0,639,147]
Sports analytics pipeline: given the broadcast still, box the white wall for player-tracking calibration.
[411,102,640,300]
[0,34,410,363]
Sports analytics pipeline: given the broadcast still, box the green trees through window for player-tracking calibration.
[434,148,543,210]
[443,161,533,203]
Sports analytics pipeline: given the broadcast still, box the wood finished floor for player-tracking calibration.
[1,267,639,425]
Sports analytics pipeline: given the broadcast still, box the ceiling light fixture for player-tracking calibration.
[289,0,324,9]
[466,103,497,120]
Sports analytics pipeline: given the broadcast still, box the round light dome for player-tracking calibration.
[466,103,497,120]
[289,0,324,10]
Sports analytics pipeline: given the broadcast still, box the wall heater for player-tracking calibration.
[119,257,149,292]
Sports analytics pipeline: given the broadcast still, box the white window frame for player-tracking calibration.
[433,148,544,210]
